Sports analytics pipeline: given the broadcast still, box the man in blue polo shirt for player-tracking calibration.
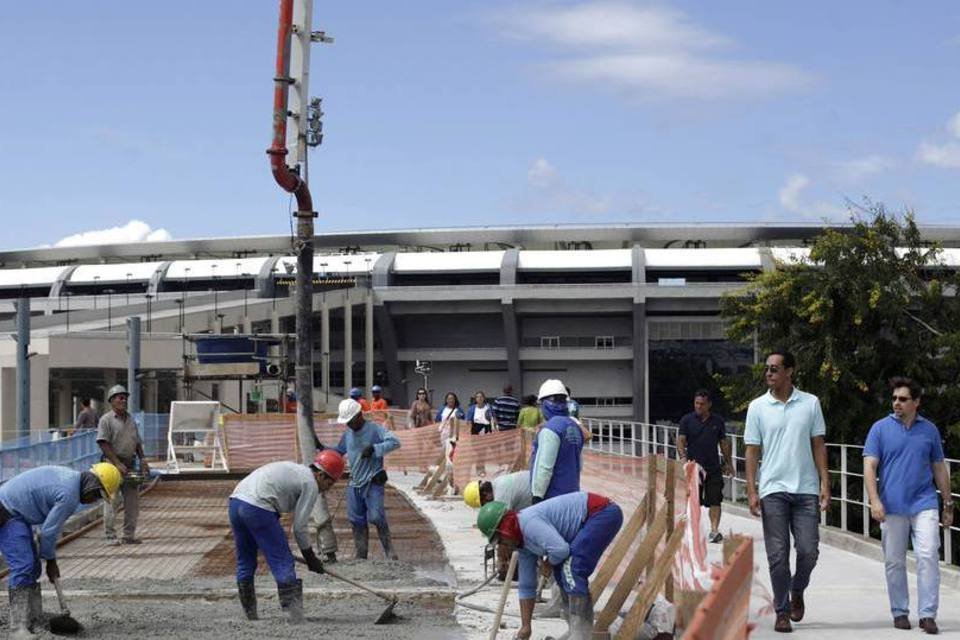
[864,376,953,635]
[744,349,830,634]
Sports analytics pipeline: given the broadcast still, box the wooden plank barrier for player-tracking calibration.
[682,535,753,640]
[590,494,649,601]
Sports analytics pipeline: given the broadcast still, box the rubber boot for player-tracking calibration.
[376,523,399,560]
[544,590,571,640]
[237,580,258,621]
[27,583,43,630]
[324,551,338,565]
[277,579,304,624]
[566,594,595,640]
[352,524,369,560]
[7,586,35,638]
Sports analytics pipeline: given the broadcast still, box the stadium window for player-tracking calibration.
[540,336,560,349]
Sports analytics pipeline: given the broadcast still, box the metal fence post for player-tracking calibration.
[840,445,848,532]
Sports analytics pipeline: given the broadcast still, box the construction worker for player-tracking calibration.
[97,384,150,544]
[529,379,584,504]
[229,450,345,623]
[369,385,388,411]
[350,387,372,413]
[0,463,121,638]
[463,471,532,512]
[334,398,401,560]
[477,491,623,640]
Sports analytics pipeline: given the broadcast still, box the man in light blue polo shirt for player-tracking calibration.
[864,376,953,635]
[745,349,830,634]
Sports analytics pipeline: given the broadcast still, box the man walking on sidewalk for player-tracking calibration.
[678,389,733,543]
[864,376,953,635]
[745,349,830,633]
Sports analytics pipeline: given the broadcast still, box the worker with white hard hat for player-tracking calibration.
[333,398,401,560]
[96,384,150,544]
[0,463,121,637]
[229,450,346,623]
[529,379,585,504]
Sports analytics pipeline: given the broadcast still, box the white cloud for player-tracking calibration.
[54,220,173,248]
[917,141,960,169]
[949,111,960,138]
[833,155,896,181]
[492,2,813,101]
[527,157,558,188]
[777,174,844,219]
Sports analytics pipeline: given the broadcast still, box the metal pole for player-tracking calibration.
[365,287,374,394]
[127,316,141,415]
[15,298,30,438]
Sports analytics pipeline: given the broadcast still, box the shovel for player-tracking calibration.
[295,556,399,624]
[49,578,82,635]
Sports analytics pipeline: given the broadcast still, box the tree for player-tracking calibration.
[720,204,960,461]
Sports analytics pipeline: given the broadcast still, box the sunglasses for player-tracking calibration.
[763,365,784,373]
[891,395,913,403]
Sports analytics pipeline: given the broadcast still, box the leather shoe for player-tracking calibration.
[789,591,804,622]
[919,618,939,635]
[774,613,793,633]
[893,615,910,630]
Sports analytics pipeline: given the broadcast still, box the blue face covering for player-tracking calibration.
[540,398,569,420]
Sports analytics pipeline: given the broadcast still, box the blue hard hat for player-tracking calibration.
[372,385,383,393]
[349,388,362,399]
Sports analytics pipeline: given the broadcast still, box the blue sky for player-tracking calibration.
[2,2,960,249]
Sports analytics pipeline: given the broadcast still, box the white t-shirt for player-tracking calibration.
[473,404,491,424]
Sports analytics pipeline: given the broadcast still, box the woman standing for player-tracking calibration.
[408,388,433,428]
[466,391,493,435]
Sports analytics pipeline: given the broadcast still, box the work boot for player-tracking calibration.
[7,586,35,638]
[237,580,258,621]
[277,579,304,624]
[324,551,338,565]
[376,523,399,561]
[538,587,566,619]
[27,583,44,630]
[352,524,369,560]
[789,591,804,622]
[565,594,594,640]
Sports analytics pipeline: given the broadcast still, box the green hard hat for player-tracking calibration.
[477,501,508,541]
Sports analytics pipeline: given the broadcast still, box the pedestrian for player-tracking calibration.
[436,392,465,464]
[492,384,521,431]
[96,384,151,545]
[334,399,402,560]
[0,463,121,636]
[350,387,371,413]
[369,385,388,411]
[864,377,954,635]
[516,395,541,432]
[72,397,97,434]
[530,379,584,504]
[477,491,623,640]
[466,390,493,435]
[678,389,733,543]
[408,387,433,428]
[229,451,345,623]
[463,471,533,512]
[565,386,581,419]
[744,349,830,633]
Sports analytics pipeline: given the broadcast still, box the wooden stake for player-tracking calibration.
[664,457,676,602]
[489,550,519,640]
[590,494,649,601]
[594,508,668,632]
[615,518,688,640]
[645,455,658,579]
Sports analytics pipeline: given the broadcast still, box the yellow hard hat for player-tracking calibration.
[464,480,482,509]
[90,462,123,499]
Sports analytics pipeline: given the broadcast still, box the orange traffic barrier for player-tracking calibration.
[683,536,753,640]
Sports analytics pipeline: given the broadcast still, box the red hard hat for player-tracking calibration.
[313,449,345,481]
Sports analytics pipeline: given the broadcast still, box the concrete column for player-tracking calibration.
[57,382,73,428]
[321,296,330,405]
[127,317,141,415]
[144,377,159,413]
[243,316,253,334]
[365,290,374,394]
[373,304,403,404]
[343,297,353,395]
[632,302,647,423]
[103,369,117,406]
[15,298,30,437]
[502,303,521,397]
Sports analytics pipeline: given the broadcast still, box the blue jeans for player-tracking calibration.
[555,503,623,597]
[229,498,296,585]
[881,509,940,619]
[347,483,386,528]
[760,492,820,614]
[0,518,41,588]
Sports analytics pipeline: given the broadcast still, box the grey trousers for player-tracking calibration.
[308,491,338,555]
[104,481,140,540]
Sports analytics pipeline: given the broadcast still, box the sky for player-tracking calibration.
[2,2,960,250]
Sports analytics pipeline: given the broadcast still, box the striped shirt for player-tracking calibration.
[492,395,521,428]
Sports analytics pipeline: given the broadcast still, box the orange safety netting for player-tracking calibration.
[449,429,527,491]
[221,414,301,471]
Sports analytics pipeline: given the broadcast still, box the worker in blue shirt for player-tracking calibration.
[478,491,623,640]
[0,463,121,637]
[529,379,584,503]
[334,398,401,560]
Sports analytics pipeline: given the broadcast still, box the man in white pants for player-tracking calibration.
[864,376,954,635]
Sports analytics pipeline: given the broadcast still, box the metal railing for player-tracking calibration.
[582,418,960,567]
[0,430,101,484]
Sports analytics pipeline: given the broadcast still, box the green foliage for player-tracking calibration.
[720,203,960,456]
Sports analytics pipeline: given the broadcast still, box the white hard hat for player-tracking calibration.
[537,379,568,401]
[337,398,363,424]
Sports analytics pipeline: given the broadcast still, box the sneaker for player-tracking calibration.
[708,531,724,544]
[919,618,939,635]
[892,615,911,630]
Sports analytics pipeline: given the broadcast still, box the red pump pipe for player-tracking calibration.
[268,0,313,213]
